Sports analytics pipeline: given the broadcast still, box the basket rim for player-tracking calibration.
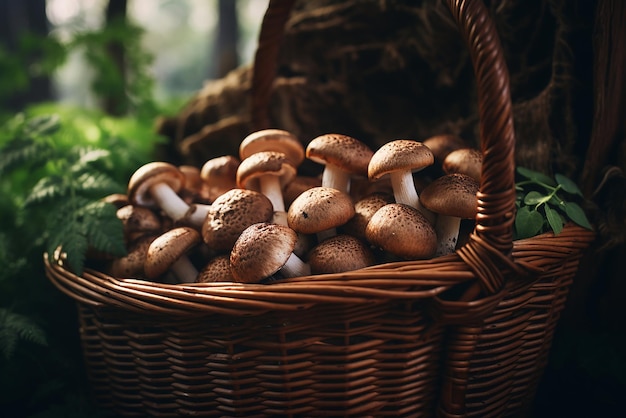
[44,223,595,317]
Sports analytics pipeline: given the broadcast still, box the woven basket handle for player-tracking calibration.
[251,0,519,295]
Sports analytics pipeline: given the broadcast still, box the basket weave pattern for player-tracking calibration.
[45,0,595,416]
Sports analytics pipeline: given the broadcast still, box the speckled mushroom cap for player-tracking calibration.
[201,188,274,251]
[108,234,157,278]
[196,254,234,283]
[342,192,394,240]
[144,226,201,279]
[287,186,355,234]
[239,129,305,167]
[305,133,374,178]
[236,151,297,190]
[368,140,434,181]
[200,155,240,193]
[128,162,186,208]
[307,234,376,275]
[442,148,483,182]
[419,173,479,219]
[230,222,298,283]
[365,203,437,259]
[422,134,468,163]
[116,205,162,244]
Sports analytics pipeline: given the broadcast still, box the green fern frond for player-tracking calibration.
[68,147,113,174]
[23,174,67,207]
[0,137,55,174]
[73,172,123,198]
[81,201,126,257]
[0,308,47,359]
[46,198,126,274]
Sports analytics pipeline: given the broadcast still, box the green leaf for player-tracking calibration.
[523,191,551,206]
[564,201,593,230]
[0,137,54,174]
[515,206,545,239]
[555,173,583,196]
[0,308,47,359]
[516,167,557,187]
[545,204,564,235]
[23,175,67,207]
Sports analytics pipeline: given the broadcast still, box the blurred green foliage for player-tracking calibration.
[0,15,174,418]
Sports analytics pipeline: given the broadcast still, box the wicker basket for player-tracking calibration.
[44,0,595,416]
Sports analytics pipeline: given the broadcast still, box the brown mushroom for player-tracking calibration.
[144,226,201,283]
[442,147,482,183]
[365,203,437,260]
[201,188,274,252]
[236,151,297,225]
[305,133,373,194]
[422,134,469,165]
[368,139,435,222]
[108,234,157,278]
[342,192,394,241]
[230,222,310,283]
[196,254,235,283]
[287,186,355,242]
[239,129,305,168]
[419,173,479,256]
[200,155,240,201]
[307,234,376,275]
[116,204,162,245]
[127,162,210,228]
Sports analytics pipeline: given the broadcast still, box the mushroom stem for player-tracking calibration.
[272,211,288,226]
[170,255,199,283]
[389,171,419,207]
[281,252,311,278]
[316,227,337,243]
[150,182,190,222]
[389,171,435,224]
[184,203,212,228]
[321,165,351,194]
[259,175,286,213]
[434,215,462,257]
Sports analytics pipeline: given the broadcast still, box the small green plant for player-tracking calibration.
[514,167,593,239]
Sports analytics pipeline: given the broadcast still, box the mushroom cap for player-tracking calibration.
[128,162,185,208]
[200,155,240,191]
[419,173,479,219]
[342,192,394,240]
[108,234,156,278]
[422,134,469,163]
[144,226,201,279]
[365,203,437,259]
[116,204,162,244]
[236,151,297,190]
[287,186,355,234]
[239,129,305,167]
[283,175,322,208]
[102,193,130,209]
[305,133,374,177]
[230,222,298,283]
[201,188,274,251]
[442,148,483,182]
[368,140,434,181]
[179,165,203,192]
[196,254,234,283]
[307,234,376,274]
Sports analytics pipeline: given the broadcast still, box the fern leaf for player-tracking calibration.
[81,201,127,257]
[46,199,90,274]
[23,174,68,207]
[73,171,123,198]
[0,308,47,359]
[74,147,111,167]
[0,137,54,174]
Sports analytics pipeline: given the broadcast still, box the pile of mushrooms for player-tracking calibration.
[104,129,481,284]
